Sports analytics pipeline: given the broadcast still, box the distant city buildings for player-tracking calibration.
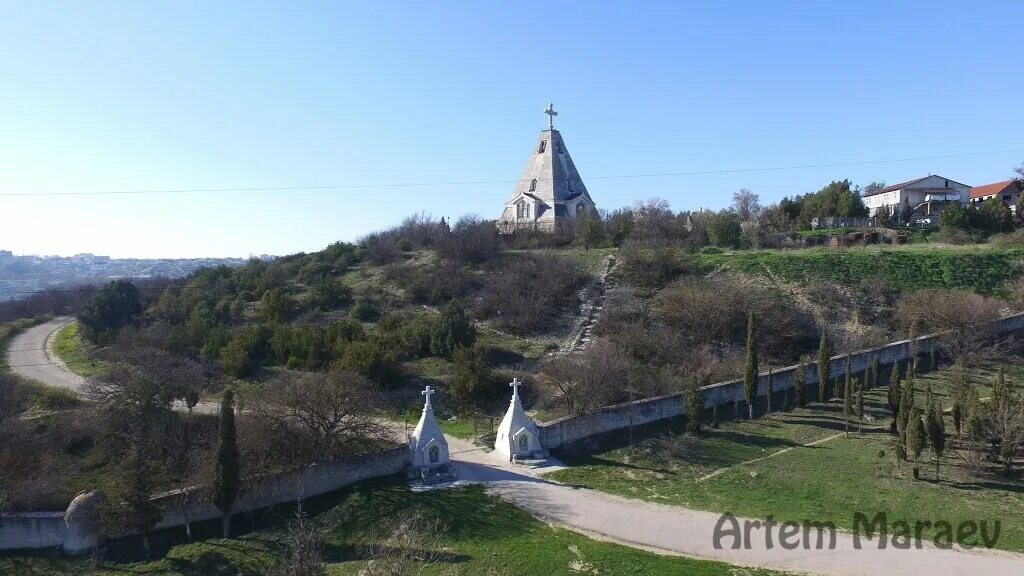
[0,252,252,302]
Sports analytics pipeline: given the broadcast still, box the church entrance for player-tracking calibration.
[428,445,440,464]
[516,432,530,455]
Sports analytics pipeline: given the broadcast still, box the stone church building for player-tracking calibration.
[497,104,597,232]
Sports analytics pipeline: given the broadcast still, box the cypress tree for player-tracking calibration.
[840,354,851,401]
[897,379,914,451]
[844,375,854,436]
[907,408,928,463]
[793,357,807,408]
[951,401,963,437]
[926,398,946,480]
[856,378,865,435]
[817,331,831,403]
[908,321,919,374]
[887,377,902,434]
[766,367,774,416]
[889,361,900,388]
[993,366,1008,413]
[685,379,704,434]
[213,388,240,538]
[870,355,880,390]
[743,312,758,420]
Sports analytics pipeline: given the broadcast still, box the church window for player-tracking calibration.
[518,434,529,452]
[576,203,585,216]
[428,445,439,464]
[539,141,546,153]
[529,179,537,192]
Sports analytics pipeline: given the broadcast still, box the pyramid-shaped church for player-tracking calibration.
[497,104,597,232]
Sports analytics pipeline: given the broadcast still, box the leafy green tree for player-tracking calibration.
[78,279,142,344]
[430,301,476,358]
[793,356,807,408]
[817,331,831,403]
[213,389,240,538]
[876,205,895,228]
[926,397,946,479]
[220,338,253,378]
[706,210,742,248]
[979,197,1014,233]
[575,210,606,249]
[743,312,758,419]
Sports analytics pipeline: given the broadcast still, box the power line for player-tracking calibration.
[2,146,1022,198]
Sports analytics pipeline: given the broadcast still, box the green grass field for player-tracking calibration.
[0,483,790,576]
[51,321,105,378]
[550,360,1024,552]
[694,244,1024,294]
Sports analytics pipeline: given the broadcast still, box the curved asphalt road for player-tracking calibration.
[5,316,86,391]
[449,437,1024,576]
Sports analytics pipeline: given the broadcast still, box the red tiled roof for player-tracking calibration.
[970,180,1016,200]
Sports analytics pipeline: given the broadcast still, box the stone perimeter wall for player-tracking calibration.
[0,445,409,554]
[538,312,1024,450]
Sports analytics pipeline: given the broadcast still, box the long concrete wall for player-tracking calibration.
[0,445,409,554]
[539,312,1024,451]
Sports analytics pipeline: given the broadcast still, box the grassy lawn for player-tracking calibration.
[0,483,789,576]
[694,244,1024,294]
[550,360,1024,552]
[51,321,105,378]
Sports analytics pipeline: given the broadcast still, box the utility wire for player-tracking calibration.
[2,146,1022,197]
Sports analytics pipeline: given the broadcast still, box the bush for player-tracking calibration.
[618,238,684,287]
[656,276,817,362]
[77,280,142,344]
[437,215,502,265]
[478,254,586,335]
[349,298,380,322]
[449,346,499,412]
[29,387,81,411]
[430,301,476,358]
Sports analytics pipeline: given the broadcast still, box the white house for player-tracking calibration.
[862,175,970,224]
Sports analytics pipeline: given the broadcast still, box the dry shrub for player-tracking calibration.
[383,259,476,305]
[478,254,586,335]
[656,276,817,362]
[896,288,1005,365]
[539,340,630,416]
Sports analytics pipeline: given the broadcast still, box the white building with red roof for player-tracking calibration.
[969,179,1020,212]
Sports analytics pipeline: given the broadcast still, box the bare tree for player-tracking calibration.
[247,370,390,464]
[265,503,326,576]
[361,512,447,576]
[895,289,1003,365]
[539,340,630,416]
[731,188,761,222]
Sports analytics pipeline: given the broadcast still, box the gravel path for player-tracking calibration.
[448,437,1024,576]
[5,316,86,390]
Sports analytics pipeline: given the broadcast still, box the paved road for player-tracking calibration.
[448,437,1024,576]
[5,316,86,391]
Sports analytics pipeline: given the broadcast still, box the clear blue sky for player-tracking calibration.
[1,1,1022,258]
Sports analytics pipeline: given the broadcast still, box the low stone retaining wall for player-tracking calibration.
[0,444,409,555]
[539,312,1024,451]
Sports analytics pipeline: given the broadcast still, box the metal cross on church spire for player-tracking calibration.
[544,103,557,130]
[510,377,522,399]
[422,385,435,407]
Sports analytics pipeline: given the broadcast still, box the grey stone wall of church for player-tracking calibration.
[539,312,1024,451]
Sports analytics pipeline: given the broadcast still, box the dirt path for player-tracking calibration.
[5,316,86,390]
[448,437,1024,576]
